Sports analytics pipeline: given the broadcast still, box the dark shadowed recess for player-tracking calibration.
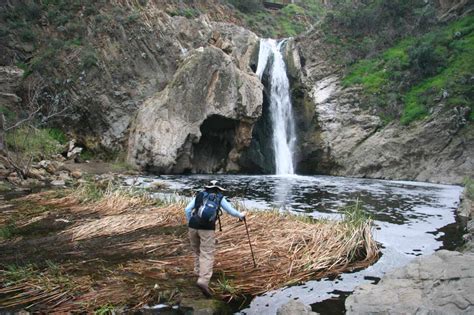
[191,114,238,173]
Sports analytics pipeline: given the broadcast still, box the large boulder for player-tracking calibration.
[345,250,474,314]
[127,45,262,173]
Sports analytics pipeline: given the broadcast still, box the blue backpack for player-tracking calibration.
[195,192,222,223]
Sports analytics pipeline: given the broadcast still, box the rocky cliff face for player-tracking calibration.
[126,20,262,173]
[289,31,473,184]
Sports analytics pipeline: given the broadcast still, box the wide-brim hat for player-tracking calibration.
[205,180,226,191]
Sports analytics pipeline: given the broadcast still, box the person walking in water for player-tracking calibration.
[185,180,246,297]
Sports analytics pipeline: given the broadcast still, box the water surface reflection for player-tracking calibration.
[126,174,463,314]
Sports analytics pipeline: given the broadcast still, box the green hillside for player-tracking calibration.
[343,14,473,125]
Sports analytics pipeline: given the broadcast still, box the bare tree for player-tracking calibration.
[0,77,72,180]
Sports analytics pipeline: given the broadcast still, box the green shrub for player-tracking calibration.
[64,21,86,37]
[80,149,95,161]
[81,49,98,69]
[6,127,63,160]
[344,13,474,125]
[322,0,436,62]
[464,178,474,201]
[0,105,16,121]
[228,0,262,13]
[75,179,106,203]
[408,41,445,77]
[30,48,59,73]
[0,225,17,240]
[281,4,305,16]
[127,11,140,23]
[6,1,42,21]
[47,128,68,144]
[19,29,35,42]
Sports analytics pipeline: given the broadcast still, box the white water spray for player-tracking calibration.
[257,39,296,175]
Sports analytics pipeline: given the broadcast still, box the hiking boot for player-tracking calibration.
[196,282,212,298]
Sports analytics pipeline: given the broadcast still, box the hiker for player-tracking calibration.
[184,180,246,297]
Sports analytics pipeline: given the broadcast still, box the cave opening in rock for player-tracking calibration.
[192,114,238,173]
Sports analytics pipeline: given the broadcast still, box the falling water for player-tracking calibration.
[257,39,296,175]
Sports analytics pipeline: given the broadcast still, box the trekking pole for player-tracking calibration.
[243,217,257,268]
[217,210,222,232]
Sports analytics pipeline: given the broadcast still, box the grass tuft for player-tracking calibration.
[5,127,63,161]
[464,177,474,201]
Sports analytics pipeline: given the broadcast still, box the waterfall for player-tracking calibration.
[256,39,296,175]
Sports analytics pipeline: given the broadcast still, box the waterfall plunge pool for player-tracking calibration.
[125,174,464,314]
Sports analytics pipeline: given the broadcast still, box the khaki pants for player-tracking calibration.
[188,228,216,286]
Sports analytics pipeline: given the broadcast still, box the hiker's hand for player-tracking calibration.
[239,212,247,221]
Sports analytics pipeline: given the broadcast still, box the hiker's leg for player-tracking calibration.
[197,229,216,286]
[188,228,200,276]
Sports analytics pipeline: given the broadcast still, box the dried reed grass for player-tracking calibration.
[0,187,379,311]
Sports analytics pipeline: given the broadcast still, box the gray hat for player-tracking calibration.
[205,180,226,191]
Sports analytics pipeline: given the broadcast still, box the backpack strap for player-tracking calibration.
[193,191,207,215]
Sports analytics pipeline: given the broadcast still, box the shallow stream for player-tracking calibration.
[126,174,464,314]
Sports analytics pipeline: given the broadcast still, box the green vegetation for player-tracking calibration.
[342,14,474,125]
[0,0,113,80]
[168,7,201,19]
[81,47,99,69]
[322,0,436,61]
[3,264,37,285]
[94,304,116,315]
[342,199,372,229]
[0,225,17,240]
[217,272,239,299]
[230,1,325,37]
[46,128,68,144]
[3,261,75,292]
[6,127,63,160]
[464,178,474,201]
[228,0,262,13]
[79,148,95,161]
[0,200,55,240]
[0,181,13,192]
[74,178,108,203]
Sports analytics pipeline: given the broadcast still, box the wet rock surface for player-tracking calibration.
[345,250,474,314]
[276,300,319,315]
[346,191,474,315]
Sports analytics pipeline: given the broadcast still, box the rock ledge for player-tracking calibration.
[346,250,474,314]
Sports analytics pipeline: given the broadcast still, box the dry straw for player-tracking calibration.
[0,183,379,311]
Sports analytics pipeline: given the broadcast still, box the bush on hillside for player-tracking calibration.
[324,0,437,61]
[5,127,63,161]
[408,41,445,78]
[464,178,474,201]
[228,0,262,13]
[343,13,474,125]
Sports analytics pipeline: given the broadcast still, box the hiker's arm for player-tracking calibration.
[221,197,244,219]
[184,198,195,222]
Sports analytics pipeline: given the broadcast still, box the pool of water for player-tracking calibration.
[124,174,464,314]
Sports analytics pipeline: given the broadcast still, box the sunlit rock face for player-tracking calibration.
[127,44,262,174]
[289,32,473,184]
